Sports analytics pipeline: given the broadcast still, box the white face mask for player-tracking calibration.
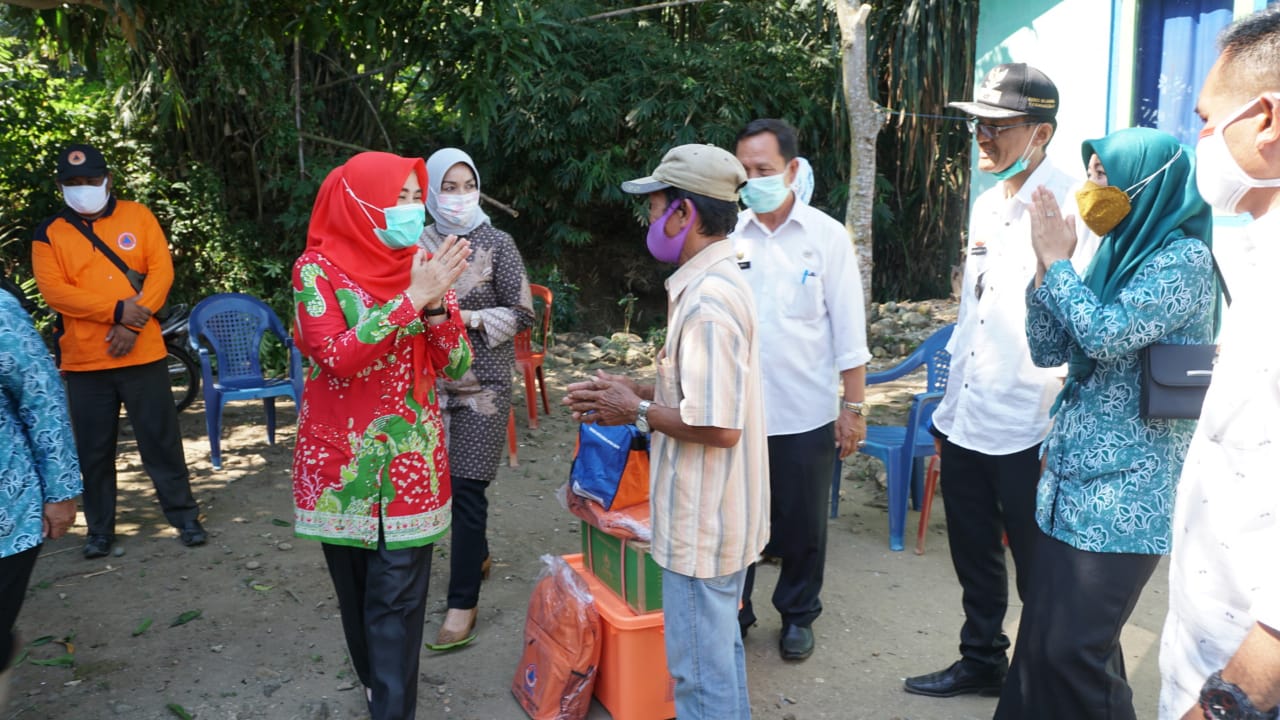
[1194,95,1280,215]
[62,182,110,215]
[437,191,480,226]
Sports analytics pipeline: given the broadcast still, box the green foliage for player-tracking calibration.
[867,0,979,299]
[1,0,974,346]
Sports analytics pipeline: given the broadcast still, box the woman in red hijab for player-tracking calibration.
[290,151,472,719]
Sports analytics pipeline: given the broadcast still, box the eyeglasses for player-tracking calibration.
[965,119,1041,141]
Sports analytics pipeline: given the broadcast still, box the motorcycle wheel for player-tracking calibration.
[166,342,201,412]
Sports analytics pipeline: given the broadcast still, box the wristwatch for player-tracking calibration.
[469,312,482,330]
[1200,670,1280,720]
[635,400,652,433]
[842,400,867,417]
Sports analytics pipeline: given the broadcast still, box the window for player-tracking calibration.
[1132,0,1233,145]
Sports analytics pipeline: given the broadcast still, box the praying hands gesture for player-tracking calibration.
[1028,186,1077,288]
[407,234,470,315]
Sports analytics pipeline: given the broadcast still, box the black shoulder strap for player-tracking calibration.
[1209,251,1232,306]
[60,210,132,276]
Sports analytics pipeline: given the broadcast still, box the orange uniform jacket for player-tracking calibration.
[32,197,173,372]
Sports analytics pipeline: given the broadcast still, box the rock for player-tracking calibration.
[915,301,933,316]
[571,345,605,364]
[277,542,293,551]
[246,560,262,570]
[900,311,930,328]
[883,301,898,314]
[872,346,888,358]
[610,332,643,344]
[589,335,609,348]
[869,318,897,337]
[112,546,125,557]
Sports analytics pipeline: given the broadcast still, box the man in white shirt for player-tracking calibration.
[731,118,871,662]
[1158,10,1280,720]
[904,64,1097,698]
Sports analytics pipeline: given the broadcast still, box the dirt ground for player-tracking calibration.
[6,360,1171,720]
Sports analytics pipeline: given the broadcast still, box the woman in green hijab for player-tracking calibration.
[994,127,1221,720]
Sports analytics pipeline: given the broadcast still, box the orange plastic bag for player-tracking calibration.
[512,555,602,720]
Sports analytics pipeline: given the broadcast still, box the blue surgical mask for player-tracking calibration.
[989,131,1039,181]
[344,178,426,250]
[740,174,791,214]
[376,204,427,249]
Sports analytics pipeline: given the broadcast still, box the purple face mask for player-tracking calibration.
[646,199,696,264]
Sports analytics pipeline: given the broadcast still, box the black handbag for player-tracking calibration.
[1138,255,1230,420]
[1139,343,1217,419]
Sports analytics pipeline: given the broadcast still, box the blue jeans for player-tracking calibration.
[662,567,751,720]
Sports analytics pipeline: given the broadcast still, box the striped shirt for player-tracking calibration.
[650,240,770,579]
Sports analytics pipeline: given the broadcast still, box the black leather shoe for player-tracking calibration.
[83,534,111,559]
[179,521,207,547]
[903,659,1007,698]
[740,621,753,640]
[779,624,814,661]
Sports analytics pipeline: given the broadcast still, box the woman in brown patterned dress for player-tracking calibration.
[420,148,533,651]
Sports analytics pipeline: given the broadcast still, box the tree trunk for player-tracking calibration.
[836,2,882,308]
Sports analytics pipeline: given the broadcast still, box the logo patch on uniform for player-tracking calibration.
[68,150,87,166]
[117,232,137,251]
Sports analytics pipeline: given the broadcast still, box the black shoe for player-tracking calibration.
[740,621,754,640]
[779,624,814,661]
[83,534,112,559]
[903,659,1007,698]
[179,521,207,547]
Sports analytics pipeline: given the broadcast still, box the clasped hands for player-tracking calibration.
[563,370,648,426]
[408,234,471,314]
[107,292,151,357]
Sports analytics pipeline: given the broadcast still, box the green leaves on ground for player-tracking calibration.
[170,610,202,627]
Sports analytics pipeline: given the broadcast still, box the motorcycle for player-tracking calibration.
[160,304,201,412]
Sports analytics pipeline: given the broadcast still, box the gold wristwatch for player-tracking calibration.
[842,400,866,417]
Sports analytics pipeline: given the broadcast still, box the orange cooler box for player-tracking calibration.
[563,554,675,720]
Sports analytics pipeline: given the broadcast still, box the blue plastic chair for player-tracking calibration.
[832,323,953,551]
[188,293,304,470]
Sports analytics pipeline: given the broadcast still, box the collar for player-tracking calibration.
[741,195,812,236]
[1009,157,1062,206]
[666,240,736,301]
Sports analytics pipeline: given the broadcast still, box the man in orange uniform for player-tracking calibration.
[32,143,205,559]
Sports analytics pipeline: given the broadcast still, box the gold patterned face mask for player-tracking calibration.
[1074,181,1131,236]
[1074,147,1184,237]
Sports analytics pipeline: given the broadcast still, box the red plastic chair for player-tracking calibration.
[506,407,519,467]
[514,284,553,429]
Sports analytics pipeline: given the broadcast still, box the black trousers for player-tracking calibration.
[446,476,490,609]
[740,422,835,629]
[323,539,433,720]
[994,532,1159,720]
[1,546,40,672]
[64,360,198,537]
[938,437,1041,668]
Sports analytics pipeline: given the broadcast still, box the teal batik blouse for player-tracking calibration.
[1025,238,1215,554]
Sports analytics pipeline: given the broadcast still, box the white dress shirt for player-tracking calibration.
[732,200,872,436]
[1158,210,1280,718]
[931,157,1098,455]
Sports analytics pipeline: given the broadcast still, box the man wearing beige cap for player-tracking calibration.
[564,144,769,719]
